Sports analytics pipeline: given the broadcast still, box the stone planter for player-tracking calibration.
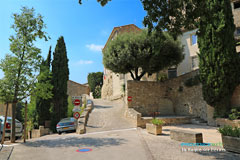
[146,123,162,135]
[222,135,240,153]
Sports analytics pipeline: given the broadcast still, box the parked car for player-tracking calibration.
[87,99,93,105]
[0,116,23,140]
[56,117,77,135]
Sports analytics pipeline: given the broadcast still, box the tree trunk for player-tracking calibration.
[24,101,27,143]
[11,102,16,143]
[1,103,9,144]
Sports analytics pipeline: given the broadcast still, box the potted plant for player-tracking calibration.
[218,125,240,153]
[146,118,164,135]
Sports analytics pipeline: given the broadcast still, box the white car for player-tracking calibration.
[0,116,23,140]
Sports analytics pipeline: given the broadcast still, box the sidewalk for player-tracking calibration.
[0,144,14,160]
[139,124,240,160]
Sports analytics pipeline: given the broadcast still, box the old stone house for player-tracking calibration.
[101,3,240,100]
[67,80,90,97]
[101,24,158,100]
[101,25,201,100]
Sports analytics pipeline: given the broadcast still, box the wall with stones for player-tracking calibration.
[232,0,240,28]
[127,70,209,121]
[67,80,90,97]
[127,69,240,122]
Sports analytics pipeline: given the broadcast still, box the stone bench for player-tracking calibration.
[170,129,203,143]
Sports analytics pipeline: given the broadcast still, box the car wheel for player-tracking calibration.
[58,132,62,135]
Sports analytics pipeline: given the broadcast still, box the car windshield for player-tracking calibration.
[60,118,74,122]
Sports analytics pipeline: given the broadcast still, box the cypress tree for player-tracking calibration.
[51,36,69,131]
[198,0,240,117]
[36,46,52,126]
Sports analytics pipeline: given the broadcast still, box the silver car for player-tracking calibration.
[0,116,23,140]
[56,117,77,134]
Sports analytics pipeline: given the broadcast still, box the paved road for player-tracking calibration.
[5,99,240,160]
[86,99,134,133]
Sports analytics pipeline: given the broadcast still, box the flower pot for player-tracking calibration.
[146,123,162,135]
[221,135,240,153]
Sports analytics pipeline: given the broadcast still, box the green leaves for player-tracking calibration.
[87,72,103,98]
[198,0,240,117]
[103,30,184,80]
[0,6,49,103]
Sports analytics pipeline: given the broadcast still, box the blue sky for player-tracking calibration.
[0,0,146,84]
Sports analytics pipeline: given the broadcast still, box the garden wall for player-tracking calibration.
[126,70,208,120]
[127,70,240,122]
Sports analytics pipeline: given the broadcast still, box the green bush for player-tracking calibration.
[184,75,200,87]
[228,108,240,120]
[218,125,240,138]
[151,118,164,125]
[157,73,168,82]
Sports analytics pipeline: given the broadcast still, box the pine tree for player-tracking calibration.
[198,0,240,117]
[51,36,69,131]
[36,46,53,126]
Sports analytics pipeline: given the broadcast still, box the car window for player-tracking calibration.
[60,118,71,122]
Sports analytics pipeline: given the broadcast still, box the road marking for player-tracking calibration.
[2,143,19,147]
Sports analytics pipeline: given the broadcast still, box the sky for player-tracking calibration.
[0,0,147,84]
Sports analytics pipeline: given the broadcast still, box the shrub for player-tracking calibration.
[151,118,164,125]
[157,73,168,82]
[218,125,240,138]
[228,108,240,120]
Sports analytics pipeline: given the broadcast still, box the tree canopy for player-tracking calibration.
[198,0,240,117]
[87,72,103,98]
[103,30,184,81]
[0,7,49,142]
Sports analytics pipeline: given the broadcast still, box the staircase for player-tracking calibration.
[191,117,208,126]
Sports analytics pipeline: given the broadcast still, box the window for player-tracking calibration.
[120,74,124,80]
[168,68,177,79]
[234,1,240,9]
[192,56,199,69]
[191,34,197,45]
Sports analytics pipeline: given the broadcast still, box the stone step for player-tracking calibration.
[191,118,207,126]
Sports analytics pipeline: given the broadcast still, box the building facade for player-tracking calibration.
[67,80,90,97]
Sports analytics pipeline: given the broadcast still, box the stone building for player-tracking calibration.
[101,24,157,100]
[232,0,240,53]
[67,80,90,97]
[102,5,240,100]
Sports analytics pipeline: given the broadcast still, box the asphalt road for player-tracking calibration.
[5,99,240,160]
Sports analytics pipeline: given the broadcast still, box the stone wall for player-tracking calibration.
[232,0,240,28]
[127,70,208,120]
[67,80,90,97]
[127,69,240,122]
[101,74,113,99]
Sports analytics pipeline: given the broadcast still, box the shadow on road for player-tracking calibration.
[22,137,127,148]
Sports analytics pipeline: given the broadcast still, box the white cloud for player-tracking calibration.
[86,44,104,52]
[76,60,94,65]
